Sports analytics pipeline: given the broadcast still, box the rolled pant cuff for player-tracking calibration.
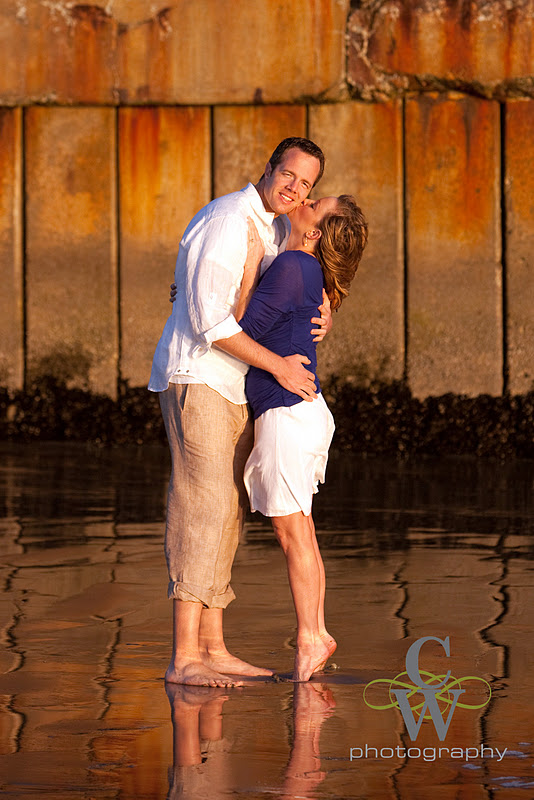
[167,580,236,609]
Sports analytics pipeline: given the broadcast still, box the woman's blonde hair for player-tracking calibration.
[315,195,368,311]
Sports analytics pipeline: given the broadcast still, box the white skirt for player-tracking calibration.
[244,394,335,517]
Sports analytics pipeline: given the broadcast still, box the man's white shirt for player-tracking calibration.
[148,183,290,403]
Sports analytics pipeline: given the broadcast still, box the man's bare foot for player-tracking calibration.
[165,658,243,687]
[201,649,274,677]
[292,639,331,682]
[165,683,230,707]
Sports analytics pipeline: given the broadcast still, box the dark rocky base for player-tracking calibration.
[1,377,533,458]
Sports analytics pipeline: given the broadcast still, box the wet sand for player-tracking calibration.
[1,443,534,799]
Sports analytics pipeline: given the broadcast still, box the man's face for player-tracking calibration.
[261,148,321,216]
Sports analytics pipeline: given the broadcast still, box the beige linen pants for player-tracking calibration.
[159,383,253,608]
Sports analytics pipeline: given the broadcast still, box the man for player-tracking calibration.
[149,137,329,687]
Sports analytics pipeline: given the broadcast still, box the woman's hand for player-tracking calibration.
[311,290,332,342]
[243,217,264,282]
[235,218,265,321]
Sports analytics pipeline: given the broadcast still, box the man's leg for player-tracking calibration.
[166,599,241,687]
[198,607,273,676]
[199,406,273,676]
[160,384,271,680]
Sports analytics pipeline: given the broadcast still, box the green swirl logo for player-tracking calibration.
[363,637,492,741]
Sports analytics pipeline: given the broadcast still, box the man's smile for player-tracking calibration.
[279,191,296,205]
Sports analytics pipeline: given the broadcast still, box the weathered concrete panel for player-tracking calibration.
[505,100,534,394]
[309,102,404,384]
[406,94,502,398]
[213,106,307,198]
[25,107,118,396]
[0,1,349,105]
[349,1,534,100]
[0,108,23,389]
[119,107,211,388]
[0,2,116,104]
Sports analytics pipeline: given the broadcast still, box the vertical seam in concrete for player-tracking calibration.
[210,106,215,201]
[115,107,122,399]
[401,97,409,385]
[20,107,27,394]
[500,102,509,396]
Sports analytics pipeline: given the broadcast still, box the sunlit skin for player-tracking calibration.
[286,196,339,250]
[281,683,336,799]
[280,197,340,679]
[238,195,342,682]
[286,196,337,337]
[165,681,335,798]
[255,148,321,217]
[164,152,331,687]
[166,683,231,767]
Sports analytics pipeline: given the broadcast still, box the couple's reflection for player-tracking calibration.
[166,681,335,799]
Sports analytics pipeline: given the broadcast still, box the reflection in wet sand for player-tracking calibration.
[166,685,232,799]
[280,683,336,799]
[165,681,335,800]
[0,443,534,798]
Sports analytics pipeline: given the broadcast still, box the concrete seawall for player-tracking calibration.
[0,1,533,415]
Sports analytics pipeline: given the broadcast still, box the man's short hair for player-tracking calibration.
[268,137,325,187]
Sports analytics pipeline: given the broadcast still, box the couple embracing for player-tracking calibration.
[149,137,368,686]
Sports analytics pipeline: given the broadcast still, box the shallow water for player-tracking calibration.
[1,443,534,799]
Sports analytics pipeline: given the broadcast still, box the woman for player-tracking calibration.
[236,195,368,681]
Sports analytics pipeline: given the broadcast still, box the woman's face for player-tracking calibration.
[289,196,339,235]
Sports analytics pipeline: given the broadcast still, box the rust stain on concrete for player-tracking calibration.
[0,0,348,105]
[119,106,210,242]
[119,106,211,386]
[505,99,534,394]
[309,101,405,384]
[349,0,534,99]
[119,107,162,227]
[0,109,23,390]
[25,107,118,396]
[407,93,499,246]
[213,106,307,198]
[406,93,502,398]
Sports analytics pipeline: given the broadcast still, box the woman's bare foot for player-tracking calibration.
[292,639,331,682]
[293,682,337,725]
[165,657,243,687]
[311,632,337,675]
[322,632,337,657]
[201,648,274,677]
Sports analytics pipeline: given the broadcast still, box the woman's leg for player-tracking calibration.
[309,516,337,662]
[271,511,330,681]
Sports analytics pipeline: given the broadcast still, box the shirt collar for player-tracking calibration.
[241,182,275,227]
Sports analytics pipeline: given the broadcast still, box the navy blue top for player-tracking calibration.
[240,249,324,420]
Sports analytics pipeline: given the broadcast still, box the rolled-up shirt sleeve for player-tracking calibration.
[186,214,248,348]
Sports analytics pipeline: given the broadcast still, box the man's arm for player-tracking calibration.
[215,332,317,401]
[186,215,249,347]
